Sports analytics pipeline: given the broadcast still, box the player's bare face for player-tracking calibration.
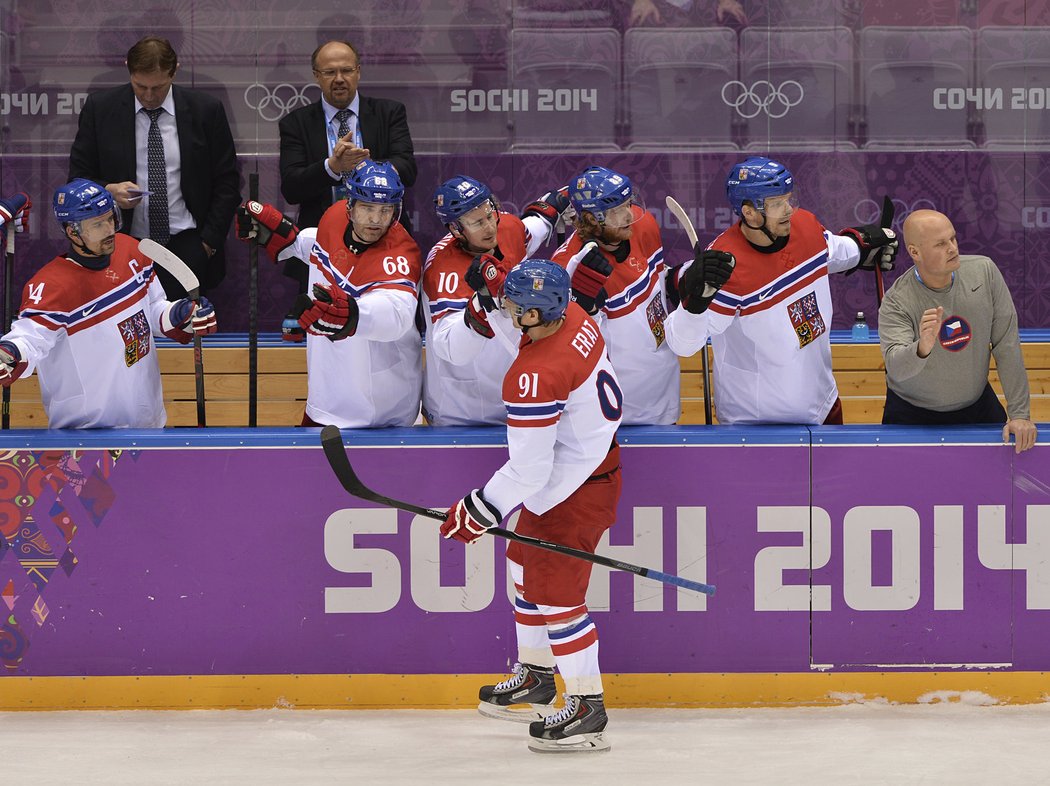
[130,68,175,110]
[761,192,797,237]
[314,43,361,110]
[597,202,638,245]
[350,201,397,244]
[76,212,118,256]
[457,203,499,252]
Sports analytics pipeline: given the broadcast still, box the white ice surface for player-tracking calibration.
[3,702,1048,785]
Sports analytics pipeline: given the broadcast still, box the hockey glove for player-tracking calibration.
[464,294,495,339]
[0,340,26,387]
[236,201,300,262]
[678,247,735,315]
[465,253,507,313]
[839,224,898,272]
[570,241,612,315]
[441,489,502,545]
[298,283,360,341]
[522,186,570,231]
[166,297,218,341]
[0,192,31,234]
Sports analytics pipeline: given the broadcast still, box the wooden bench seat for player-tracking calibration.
[5,343,1049,428]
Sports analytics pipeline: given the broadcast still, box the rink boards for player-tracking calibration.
[1,425,1049,709]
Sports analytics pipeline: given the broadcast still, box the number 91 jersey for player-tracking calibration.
[301,202,423,428]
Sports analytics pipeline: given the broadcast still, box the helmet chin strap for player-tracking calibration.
[742,207,778,244]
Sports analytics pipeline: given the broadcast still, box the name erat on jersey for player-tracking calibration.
[553,208,679,425]
[482,303,622,518]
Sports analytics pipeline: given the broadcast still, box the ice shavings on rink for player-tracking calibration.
[4,703,1050,785]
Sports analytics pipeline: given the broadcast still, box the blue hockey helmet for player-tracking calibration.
[569,166,634,222]
[503,258,571,322]
[433,175,496,226]
[345,160,404,205]
[725,157,794,216]
[53,178,121,229]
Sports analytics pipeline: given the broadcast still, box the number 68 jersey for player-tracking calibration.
[482,302,623,517]
[296,203,423,428]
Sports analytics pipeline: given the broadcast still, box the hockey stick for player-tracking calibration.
[320,425,716,596]
[1,227,13,429]
[139,238,206,427]
[875,195,894,309]
[666,195,714,426]
[248,173,259,427]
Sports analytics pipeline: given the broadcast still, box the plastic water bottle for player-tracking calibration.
[851,311,869,342]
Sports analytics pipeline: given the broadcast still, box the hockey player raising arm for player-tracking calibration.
[0,179,216,428]
[440,259,623,754]
[236,160,422,428]
[878,209,1036,453]
[422,175,570,425]
[664,156,898,425]
[553,166,680,425]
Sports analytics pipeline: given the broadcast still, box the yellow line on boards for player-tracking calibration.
[2,672,1048,711]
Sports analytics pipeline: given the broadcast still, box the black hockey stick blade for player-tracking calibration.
[319,426,716,596]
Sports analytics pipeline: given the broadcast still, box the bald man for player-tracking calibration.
[878,209,1037,452]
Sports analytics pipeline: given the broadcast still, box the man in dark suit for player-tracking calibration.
[69,36,240,296]
[278,39,417,292]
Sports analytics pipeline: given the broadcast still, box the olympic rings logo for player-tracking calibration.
[721,80,804,119]
[854,198,937,230]
[243,83,321,122]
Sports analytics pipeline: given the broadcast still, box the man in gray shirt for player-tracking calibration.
[879,209,1037,452]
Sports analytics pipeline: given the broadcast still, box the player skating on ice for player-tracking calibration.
[0,179,216,428]
[422,175,570,425]
[440,258,623,753]
[237,160,422,427]
[664,156,898,424]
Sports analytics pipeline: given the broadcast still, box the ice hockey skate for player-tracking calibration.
[527,693,610,753]
[477,662,557,723]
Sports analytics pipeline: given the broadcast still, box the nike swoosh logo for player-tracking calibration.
[83,305,96,315]
[757,288,775,301]
[971,285,982,292]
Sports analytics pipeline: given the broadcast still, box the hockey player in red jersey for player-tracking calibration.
[237,160,422,427]
[664,156,898,425]
[0,179,217,428]
[422,175,569,425]
[553,166,680,425]
[441,259,623,753]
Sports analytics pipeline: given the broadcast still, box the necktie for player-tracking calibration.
[334,109,351,141]
[144,107,170,244]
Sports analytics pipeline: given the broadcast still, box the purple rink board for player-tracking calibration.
[1,426,1049,677]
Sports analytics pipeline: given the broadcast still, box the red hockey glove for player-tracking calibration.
[465,253,507,313]
[0,192,31,234]
[441,489,502,544]
[839,224,898,272]
[298,283,359,341]
[522,185,570,230]
[464,294,495,338]
[678,246,735,315]
[236,201,299,262]
[0,340,26,387]
[569,241,612,315]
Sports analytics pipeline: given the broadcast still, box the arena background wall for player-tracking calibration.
[4,1,1050,332]
[1,426,1049,709]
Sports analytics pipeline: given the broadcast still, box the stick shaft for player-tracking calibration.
[248,173,259,428]
[320,426,716,595]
